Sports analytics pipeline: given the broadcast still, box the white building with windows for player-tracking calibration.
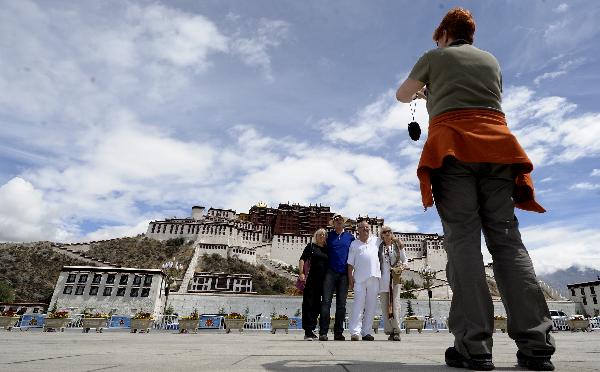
[188,272,254,293]
[49,266,167,316]
[567,278,600,317]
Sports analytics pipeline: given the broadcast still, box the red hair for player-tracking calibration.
[433,7,476,44]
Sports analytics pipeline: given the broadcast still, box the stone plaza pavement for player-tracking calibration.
[0,329,598,372]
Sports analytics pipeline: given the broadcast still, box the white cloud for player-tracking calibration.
[521,224,600,274]
[0,117,425,242]
[386,220,420,233]
[554,3,569,13]
[216,126,422,220]
[504,86,600,165]
[591,169,600,177]
[0,178,58,242]
[533,70,566,85]
[570,182,600,191]
[82,220,151,242]
[230,18,289,81]
[320,90,429,148]
[533,57,585,85]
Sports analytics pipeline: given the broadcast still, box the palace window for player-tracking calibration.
[133,275,142,286]
[66,274,76,283]
[593,297,598,305]
[583,296,587,305]
[141,288,150,297]
[63,286,73,295]
[119,275,129,285]
[89,286,99,296]
[103,287,113,296]
[75,286,85,295]
[581,288,586,295]
[570,288,576,297]
[78,274,88,283]
[130,288,139,297]
[92,274,102,284]
[106,274,116,284]
[144,276,153,286]
[591,287,596,295]
[116,287,126,296]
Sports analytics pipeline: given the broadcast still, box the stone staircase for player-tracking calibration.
[50,243,118,268]
[538,279,567,300]
[177,241,203,293]
[256,254,298,281]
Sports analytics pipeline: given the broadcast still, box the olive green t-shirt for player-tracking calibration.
[408,43,503,118]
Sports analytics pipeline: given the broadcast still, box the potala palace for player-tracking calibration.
[42,202,569,318]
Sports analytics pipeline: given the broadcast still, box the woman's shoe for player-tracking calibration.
[445,347,494,371]
[516,351,555,371]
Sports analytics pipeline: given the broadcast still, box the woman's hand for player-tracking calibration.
[414,86,428,100]
[299,273,306,282]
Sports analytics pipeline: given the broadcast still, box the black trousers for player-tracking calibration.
[432,157,555,358]
[302,273,324,332]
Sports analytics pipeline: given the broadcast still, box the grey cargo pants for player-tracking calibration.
[431,157,555,359]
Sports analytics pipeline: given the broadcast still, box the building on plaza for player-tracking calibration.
[187,272,254,293]
[567,278,600,317]
[0,302,48,315]
[49,266,167,316]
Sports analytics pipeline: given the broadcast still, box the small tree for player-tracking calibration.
[0,281,15,303]
[406,300,415,317]
[164,304,175,315]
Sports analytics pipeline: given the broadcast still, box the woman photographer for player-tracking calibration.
[396,7,555,371]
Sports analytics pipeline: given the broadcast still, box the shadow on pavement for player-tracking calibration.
[262,359,526,372]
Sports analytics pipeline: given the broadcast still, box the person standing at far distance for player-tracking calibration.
[378,225,407,341]
[396,7,555,371]
[299,228,329,341]
[319,214,354,341]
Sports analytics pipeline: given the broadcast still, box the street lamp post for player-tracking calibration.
[161,260,184,315]
[419,265,437,319]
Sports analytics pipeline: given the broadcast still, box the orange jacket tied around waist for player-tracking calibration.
[416,109,545,213]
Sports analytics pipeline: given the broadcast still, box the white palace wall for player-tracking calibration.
[270,234,311,266]
[196,243,257,265]
[147,222,262,248]
[167,293,577,321]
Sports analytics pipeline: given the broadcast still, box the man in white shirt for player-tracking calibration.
[348,220,395,341]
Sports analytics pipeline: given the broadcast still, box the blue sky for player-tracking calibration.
[0,0,599,274]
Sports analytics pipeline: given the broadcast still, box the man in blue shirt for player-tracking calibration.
[319,214,354,341]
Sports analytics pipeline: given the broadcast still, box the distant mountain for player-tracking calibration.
[538,267,600,297]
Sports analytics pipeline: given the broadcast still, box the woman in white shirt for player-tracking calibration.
[378,225,407,341]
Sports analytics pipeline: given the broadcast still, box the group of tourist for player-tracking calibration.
[297,6,556,371]
[298,216,407,342]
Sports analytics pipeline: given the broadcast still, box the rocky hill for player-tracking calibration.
[85,236,195,270]
[0,242,88,302]
[0,237,296,301]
